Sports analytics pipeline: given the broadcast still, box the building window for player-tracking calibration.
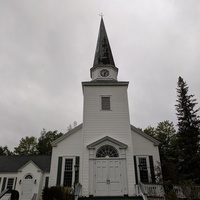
[1,178,6,192]
[101,96,111,110]
[45,177,49,188]
[96,145,119,158]
[25,175,33,179]
[6,178,14,190]
[138,157,149,183]
[63,159,73,187]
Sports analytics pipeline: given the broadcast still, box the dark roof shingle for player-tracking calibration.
[0,155,51,172]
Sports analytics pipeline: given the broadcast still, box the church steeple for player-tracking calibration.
[90,17,118,81]
[93,17,115,67]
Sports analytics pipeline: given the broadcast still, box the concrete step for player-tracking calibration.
[79,196,143,200]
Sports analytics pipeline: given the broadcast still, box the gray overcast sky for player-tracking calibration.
[0,0,200,150]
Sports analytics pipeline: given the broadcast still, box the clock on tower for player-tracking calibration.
[100,69,110,77]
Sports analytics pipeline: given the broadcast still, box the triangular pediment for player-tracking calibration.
[18,160,41,172]
[131,125,160,146]
[51,123,82,147]
[87,136,127,149]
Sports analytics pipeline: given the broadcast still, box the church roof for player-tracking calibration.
[87,136,128,149]
[131,125,160,146]
[51,123,83,147]
[0,155,51,172]
[51,123,159,147]
[91,18,118,77]
[93,17,115,67]
[82,81,129,87]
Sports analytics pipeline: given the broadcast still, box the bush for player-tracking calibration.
[180,181,200,200]
[42,186,74,200]
[163,181,178,200]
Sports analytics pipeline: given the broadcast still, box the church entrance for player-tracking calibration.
[95,159,122,196]
[21,174,33,200]
[87,136,128,197]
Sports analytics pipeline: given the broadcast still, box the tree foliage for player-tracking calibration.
[144,120,176,161]
[67,121,77,131]
[175,76,200,183]
[37,129,63,155]
[0,146,12,156]
[14,136,38,155]
[144,120,177,182]
[7,129,64,156]
[42,186,74,200]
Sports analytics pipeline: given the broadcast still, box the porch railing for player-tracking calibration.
[0,189,19,200]
[136,183,165,198]
[74,183,82,200]
[173,185,200,199]
[31,193,37,200]
[136,183,200,199]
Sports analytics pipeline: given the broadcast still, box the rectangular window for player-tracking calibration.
[101,96,110,110]
[6,178,14,190]
[63,159,73,187]
[45,177,49,188]
[138,157,149,183]
[1,178,6,192]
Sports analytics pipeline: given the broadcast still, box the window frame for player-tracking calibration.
[100,95,112,111]
[61,157,75,187]
[136,156,151,183]
[0,177,15,191]
[96,145,119,158]
[6,178,14,190]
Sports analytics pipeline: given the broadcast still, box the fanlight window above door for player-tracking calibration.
[25,174,33,179]
[96,145,119,158]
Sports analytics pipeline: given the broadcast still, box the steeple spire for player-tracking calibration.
[90,17,118,81]
[93,17,116,67]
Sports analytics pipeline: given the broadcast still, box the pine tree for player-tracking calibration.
[175,76,200,183]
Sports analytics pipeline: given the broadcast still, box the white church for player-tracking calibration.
[49,17,161,197]
[0,18,161,200]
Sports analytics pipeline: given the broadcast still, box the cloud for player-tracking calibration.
[0,0,199,150]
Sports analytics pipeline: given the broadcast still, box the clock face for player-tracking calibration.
[100,69,110,77]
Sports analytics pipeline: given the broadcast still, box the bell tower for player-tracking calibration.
[90,17,118,81]
[81,17,134,197]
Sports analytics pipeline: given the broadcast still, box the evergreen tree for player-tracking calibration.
[175,76,200,183]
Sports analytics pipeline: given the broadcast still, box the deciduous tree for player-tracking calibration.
[144,120,177,182]
[37,129,63,155]
[0,146,12,155]
[14,136,38,155]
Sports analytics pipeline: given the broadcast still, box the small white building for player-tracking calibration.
[0,18,160,200]
[0,155,51,200]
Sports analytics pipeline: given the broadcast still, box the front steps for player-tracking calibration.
[79,196,143,200]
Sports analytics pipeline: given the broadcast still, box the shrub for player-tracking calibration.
[180,181,200,200]
[42,186,74,200]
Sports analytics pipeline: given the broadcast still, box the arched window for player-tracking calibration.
[96,145,119,158]
[25,174,33,179]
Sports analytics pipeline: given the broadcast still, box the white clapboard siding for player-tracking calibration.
[49,127,83,186]
[82,84,135,196]
[131,129,160,166]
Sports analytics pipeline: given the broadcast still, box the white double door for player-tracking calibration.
[95,159,122,196]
